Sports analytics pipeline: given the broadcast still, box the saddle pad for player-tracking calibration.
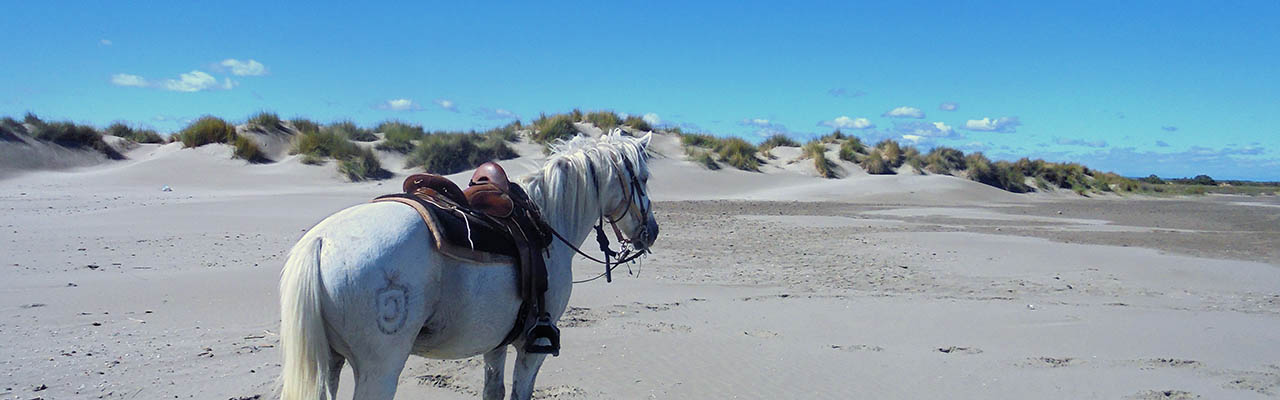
[373,193,517,264]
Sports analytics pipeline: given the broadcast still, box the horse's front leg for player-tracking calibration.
[483,346,508,400]
[509,349,548,400]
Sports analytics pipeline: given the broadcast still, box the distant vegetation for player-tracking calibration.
[327,120,376,142]
[247,111,285,132]
[759,134,799,158]
[680,132,761,171]
[802,140,836,178]
[179,116,237,147]
[291,128,388,180]
[289,118,320,134]
[374,120,425,153]
[10,113,125,159]
[406,130,517,174]
[531,113,578,144]
[106,122,164,143]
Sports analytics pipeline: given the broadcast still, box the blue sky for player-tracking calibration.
[2,2,1277,180]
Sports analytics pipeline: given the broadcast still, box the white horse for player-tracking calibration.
[279,131,658,400]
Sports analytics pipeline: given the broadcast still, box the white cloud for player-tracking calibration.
[219,59,267,76]
[160,70,221,92]
[939,102,957,111]
[964,116,1021,133]
[1054,137,1107,148]
[642,113,661,126]
[818,116,874,130]
[110,73,148,87]
[99,39,112,46]
[892,121,957,138]
[901,134,923,143]
[742,118,773,127]
[434,99,458,112]
[379,98,423,111]
[881,106,925,119]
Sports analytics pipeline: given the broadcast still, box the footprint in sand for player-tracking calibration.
[1022,356,1077,368]
[743,329,780,338]
[533,385,590,399]
[936,346,983,354]
[1126,389,1200,399]
[830,344,884,352]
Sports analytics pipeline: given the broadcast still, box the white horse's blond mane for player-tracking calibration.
[518,129,647,221]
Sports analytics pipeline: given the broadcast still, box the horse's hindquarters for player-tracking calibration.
[412,259,522,359]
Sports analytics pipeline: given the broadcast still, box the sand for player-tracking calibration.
[2,132,1279,399]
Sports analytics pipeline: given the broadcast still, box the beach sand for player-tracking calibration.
[2,133,1278,399]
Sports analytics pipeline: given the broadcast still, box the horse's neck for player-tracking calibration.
[522,173,599,251]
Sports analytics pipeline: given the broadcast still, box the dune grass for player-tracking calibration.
[483,121,521,142]
[0,117,22,142]
[585,110,622,131]
[820,129,847,143]
[179,116,237,148]
[876,139,904,168]
[685,147,720,170]
[247,111,284,132]
[838,137,865,162]
[328,120,376,142]
[964,153,1031,193]
[802,140,837,178]
[759,134,800,153]
[860,149,892,174]
[680,132,721,148]
[531,113,579,144]
[339,147,391,181]
[232,135,270,163]
[903,146,925,172]
[16,113,122,159]
[623,115,653,132]
[374,120,426,153]
[714,137,760,171]
[406,131,518,174]
[924,146,965,174]
[106,122,164,144]
[289,118,320,134]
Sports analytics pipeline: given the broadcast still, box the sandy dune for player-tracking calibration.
[2,133,1279,399]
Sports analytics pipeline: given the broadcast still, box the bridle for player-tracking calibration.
[546,151,652,284]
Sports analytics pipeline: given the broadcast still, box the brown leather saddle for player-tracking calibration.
[372,162,560,354]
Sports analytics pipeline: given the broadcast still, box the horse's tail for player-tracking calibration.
[279,236,333,400]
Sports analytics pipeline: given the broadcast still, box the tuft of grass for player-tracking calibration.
[759,134,799,153]
[838,137,865,161]
[530,113,579,144]
[24,112,44,127]
[328,120,376,142]
[861,150,892,174]
[0,117,22,142]
[681,133,721,148]
[483,121,521,142]
[585,111,622,131]
[819,129,846,143]
[28,118,124,159]
[802,140,836,178]
[232,135,270,163]
[964,153,1031,193]
[715,137,760,171]
[247,111,284,132]
[903,146,925,172]
[179,116,237,148]
[876,139,904,168]
[406,132,518,174]
[623,115,653,132]
[924,146,965,174]
[339,147,390,181]
[374,120,425,153]
[289,118,320,134]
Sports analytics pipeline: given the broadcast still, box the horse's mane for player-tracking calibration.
[518,130,646,222]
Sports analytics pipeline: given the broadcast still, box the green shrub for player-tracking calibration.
[1191,174,1216,185]
[924,146,965,174]
[301,153,325,165]
[715,137,760,171]
[531,113,578,144]
[623,115,653,132]
[585,111,622,131]
[0,117,21,142]
[759,134,799,152]
[903,146,924,172]
[964,153,1031,193]
[569,108,584,122]
[180,116,237,147]
[861,150,892,174]
[483,121,521,142]
[328,120,376,142]
[876,139,904,168]
[1139,174,1166,185]
[248,111,284,132]
[838,137,865,161]
[407,132,518,174]
[339,147,390,181]
[24,112,44,127]
[686,147,720,170]
[375,121,425,153]
[232,135,270,163]
[290,118,320,134]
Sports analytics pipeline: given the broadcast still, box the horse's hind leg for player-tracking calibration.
[326,351,345,399]
[350,347,413,400]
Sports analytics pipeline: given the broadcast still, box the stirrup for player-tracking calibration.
[524,314,561,356]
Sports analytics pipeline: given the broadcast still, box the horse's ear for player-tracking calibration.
[639,132,652,149]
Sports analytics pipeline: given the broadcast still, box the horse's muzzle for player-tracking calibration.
[642,215,659,248]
